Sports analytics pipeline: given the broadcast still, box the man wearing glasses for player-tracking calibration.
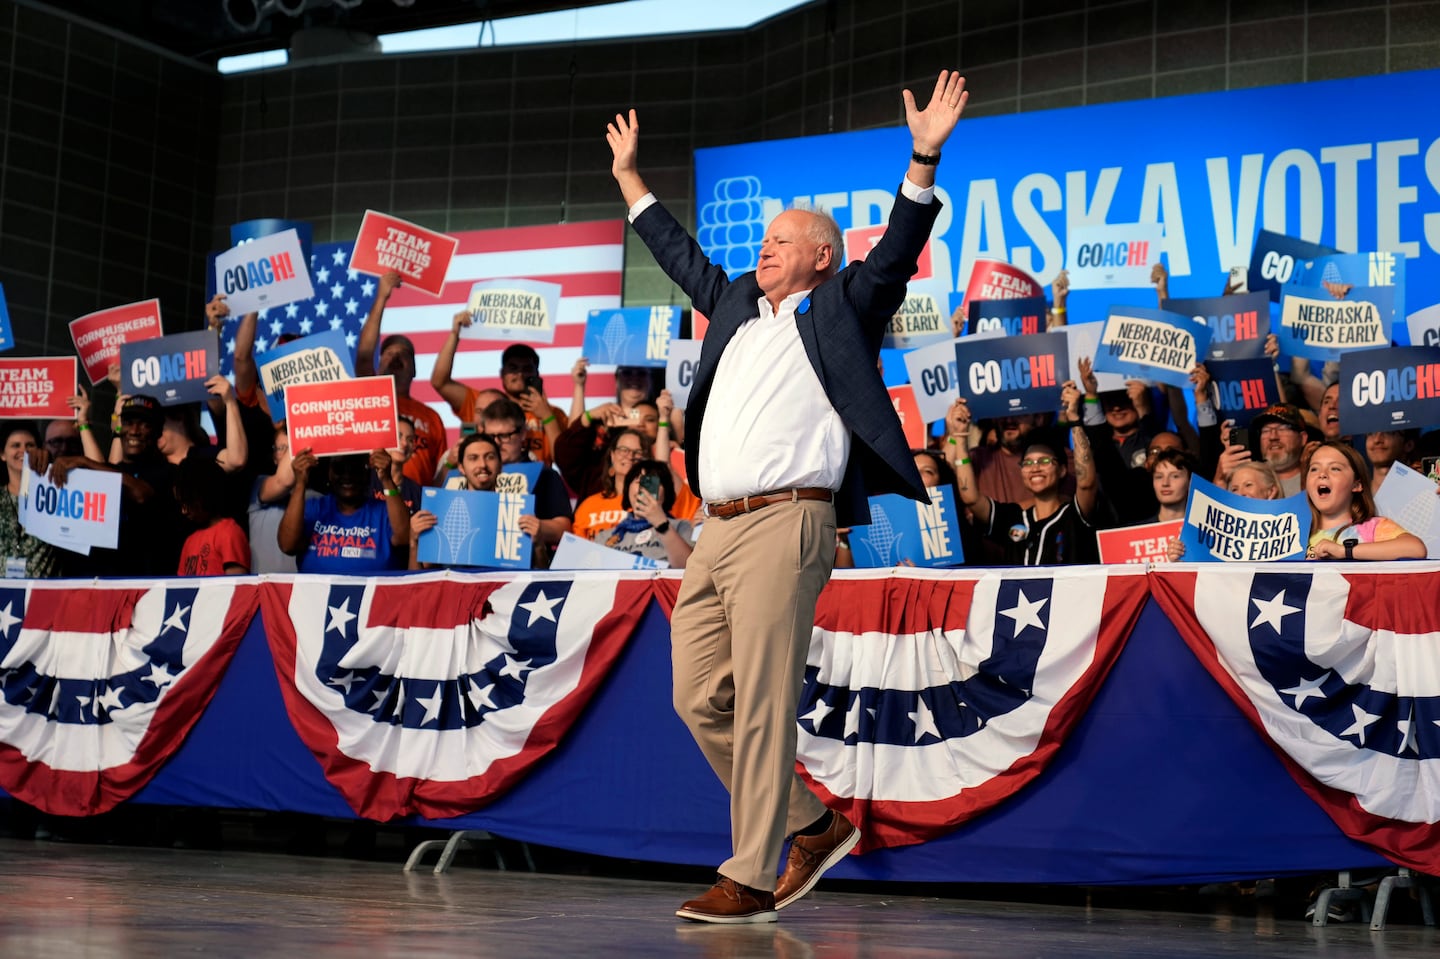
[950,382,1104,566]
[1250,404,1312,496]
[43,420,83,459]
[480,397,574,562]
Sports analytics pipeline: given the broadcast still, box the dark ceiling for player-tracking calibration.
[32,0,618,63]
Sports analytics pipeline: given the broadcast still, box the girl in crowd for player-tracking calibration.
[1303,441,1426,561]
[603,459,694,568]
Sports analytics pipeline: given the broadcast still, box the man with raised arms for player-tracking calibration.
[606,71,969,923]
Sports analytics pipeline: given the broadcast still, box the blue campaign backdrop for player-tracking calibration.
[1339,345,1440,434]
[693,70,1440,341]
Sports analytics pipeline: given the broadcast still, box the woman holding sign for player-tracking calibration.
[1303,441,1425,561]
[2,424,62,578]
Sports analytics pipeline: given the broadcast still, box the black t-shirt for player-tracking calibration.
[985,498,1099,566]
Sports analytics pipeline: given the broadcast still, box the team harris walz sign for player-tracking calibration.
[953,330,1068,420]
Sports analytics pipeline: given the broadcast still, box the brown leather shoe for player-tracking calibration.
[675,875,778,924]
[774,810,861,909]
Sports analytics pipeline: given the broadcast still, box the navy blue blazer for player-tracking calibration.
[631,188,937,527]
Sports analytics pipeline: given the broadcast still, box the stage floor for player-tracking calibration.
[0,840,1434,958]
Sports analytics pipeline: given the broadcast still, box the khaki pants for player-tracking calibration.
[670,498,836,891]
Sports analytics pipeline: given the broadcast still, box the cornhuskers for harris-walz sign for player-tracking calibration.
[119,330,220,406]
[1338,345,1440,434]
[1160,292,1270,361]
[1093,306,1211,389]
[69,299,163,385]
[1178,476,1309,562]
[953,330,1068,420]
[214,228,315,316]
[284,376,398,457]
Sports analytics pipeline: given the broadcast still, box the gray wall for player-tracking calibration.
[0,1,219,354]
[4,0,1439,353]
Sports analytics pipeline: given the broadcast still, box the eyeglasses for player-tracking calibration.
[1259,424,1299,437]
[613,447,642,458]
[1020,456,1057,468]
[487,428,522,442]
[44,438,71,448]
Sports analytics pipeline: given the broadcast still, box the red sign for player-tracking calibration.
[888,385,925,449]
[284,376,399,457]
[348,210,459,297]
[0,357,75,419]
[844,224,934,281]
[1096,520,1183,565]
[69,300,163,385]
[963,258,1043,305]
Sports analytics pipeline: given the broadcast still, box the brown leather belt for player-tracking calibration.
[705,487,834,520]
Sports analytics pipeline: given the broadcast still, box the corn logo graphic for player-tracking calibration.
[855,502,901,567]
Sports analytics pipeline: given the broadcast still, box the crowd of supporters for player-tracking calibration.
[5,261,1433,579]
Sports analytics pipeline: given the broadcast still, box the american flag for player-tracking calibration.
[0,580,259,817]
[219,220,626,435]
[1152,564,1440,874]
[259,571,651,821]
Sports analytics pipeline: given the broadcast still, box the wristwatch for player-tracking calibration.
[654,520,671,535]
[1343,538,1358,561]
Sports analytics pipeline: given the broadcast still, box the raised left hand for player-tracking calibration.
[903,70,968,155]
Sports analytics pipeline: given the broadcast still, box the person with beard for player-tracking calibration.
[49,395,186,576]
[409,433,554,570]
[480,398,574,561]
[951,381,1103,566]
[42,419,82,460]
[278,448,409,573]
[1249,404,1313,496]
[356,271,447,486]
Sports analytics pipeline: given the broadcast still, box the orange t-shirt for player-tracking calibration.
[574,491,625,542]
[399,395,447,487]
